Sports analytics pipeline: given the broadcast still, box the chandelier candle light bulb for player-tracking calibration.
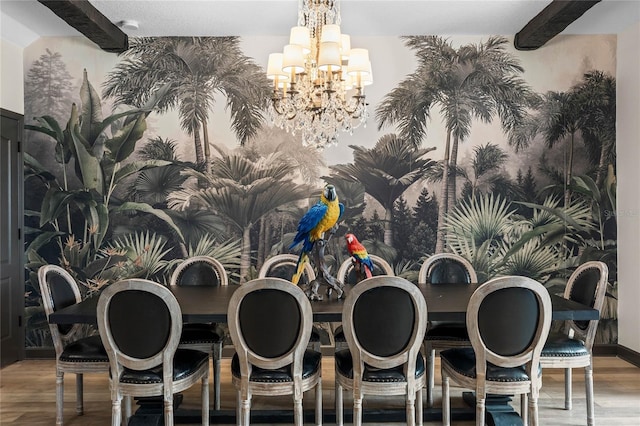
[266,0,372,149]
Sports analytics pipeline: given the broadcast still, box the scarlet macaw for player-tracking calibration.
[345,233,374,278]
[290,184,344,284]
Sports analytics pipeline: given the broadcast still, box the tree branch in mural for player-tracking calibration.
[330,134,437,248]
[25,70,184,286]
[102,37,272,168]
[376,36,536,252]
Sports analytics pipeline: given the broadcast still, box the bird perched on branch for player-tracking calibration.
[290,184,344,285]
[345,233,374,279]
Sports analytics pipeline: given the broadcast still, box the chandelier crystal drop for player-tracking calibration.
[266,0,372,149]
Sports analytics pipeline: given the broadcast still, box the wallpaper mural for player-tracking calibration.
[22,34,617,349]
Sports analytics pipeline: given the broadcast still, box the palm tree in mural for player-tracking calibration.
[167,148,311,281]
[330,133,437,247]
[376,35,535,252]
[463,142,509,201]
[574,71,616,187]
[103,37,271,166]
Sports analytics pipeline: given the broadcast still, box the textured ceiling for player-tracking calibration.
[2,0,639,47]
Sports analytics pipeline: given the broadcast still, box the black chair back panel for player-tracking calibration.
[49,272,76,335]
[239,289,301,358]
[178,262,220,286]
[268,264,310,285]
[353,286,415,357]
[429,260,471,284]
[569,268,600,330]
[108,290,171,359]
[478,287,539,357]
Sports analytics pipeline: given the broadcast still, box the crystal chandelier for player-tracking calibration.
[266,0,372,149]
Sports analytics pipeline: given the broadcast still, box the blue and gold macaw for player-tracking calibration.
[345,233,374,278]
[290,184,344,284]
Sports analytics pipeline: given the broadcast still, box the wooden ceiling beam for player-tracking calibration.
[514,0,601,51]
[37,0,128,53]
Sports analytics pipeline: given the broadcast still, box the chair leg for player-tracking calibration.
[111,393,122,426]
[585,363,595,426]
[564,367,572,410]
[442,374,450,426]
[521,393,528,425]
[315,380,322,426]
[75,373,84,415]
[213,342,222,410]
[528,394,539,426]
[202,370,210,426]
[124,395,132,423]
[241,395,251,426]
[406,394,416,426]
[353,391,363,426]
[165,394,174,426]
[427,347,435,407]
[236,391,241,426]
[476,395,486,426]
[294,396,304,426]
[56,370,64,426]
[335,382,343,426]
[416,387,424,426]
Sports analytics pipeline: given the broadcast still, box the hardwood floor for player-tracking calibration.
[1,355,639,425]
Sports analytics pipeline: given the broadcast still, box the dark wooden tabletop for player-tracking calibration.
[48,282,599,325]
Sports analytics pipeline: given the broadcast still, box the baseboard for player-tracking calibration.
[25,347,55,359]
[618,345,640,368]
[593,343,618,356]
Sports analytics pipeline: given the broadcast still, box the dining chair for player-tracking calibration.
[333,254,394,351]
[418,252,477,407]
[38,264,110,426]
[441,275,552,426]
[97,278,210,426]
[540,261,608,426]
[227,277,322,426]
[335,275,428,426]
[170,255,227,410]
[258,253,324,351]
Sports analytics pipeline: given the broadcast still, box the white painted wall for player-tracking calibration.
[616,21,640,353]
[1,38,24,114]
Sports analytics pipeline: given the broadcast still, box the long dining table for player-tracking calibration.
[49,282,599,425]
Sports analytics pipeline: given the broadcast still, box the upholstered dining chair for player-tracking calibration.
[258,253,324,351]
[170,256,227,410]
[227,277,322,426]
[38,264,110,426]
[441,276,552,426]
[335,276,428,426]
[540,261,608,426]
[97,279,210,426]
[418,252,477,407]
[333,254,394,351]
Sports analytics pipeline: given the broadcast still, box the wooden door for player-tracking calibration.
[1,108,24,367]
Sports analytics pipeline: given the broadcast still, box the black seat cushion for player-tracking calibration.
[425,322,469,342]
[180,323,223,345]
[119,349,209,384]
[541,332,589,357]
[335,349,425,382]
[440,348,540,382]
[59,335,109,363]
[231,350,321,383]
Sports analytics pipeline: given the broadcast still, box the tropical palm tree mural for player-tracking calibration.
[102,37,271,166]
[167,148,312,281]
[507,71,616,206]
[330,133,437,248]
[377,36,535,251]
[460,142,509,201]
